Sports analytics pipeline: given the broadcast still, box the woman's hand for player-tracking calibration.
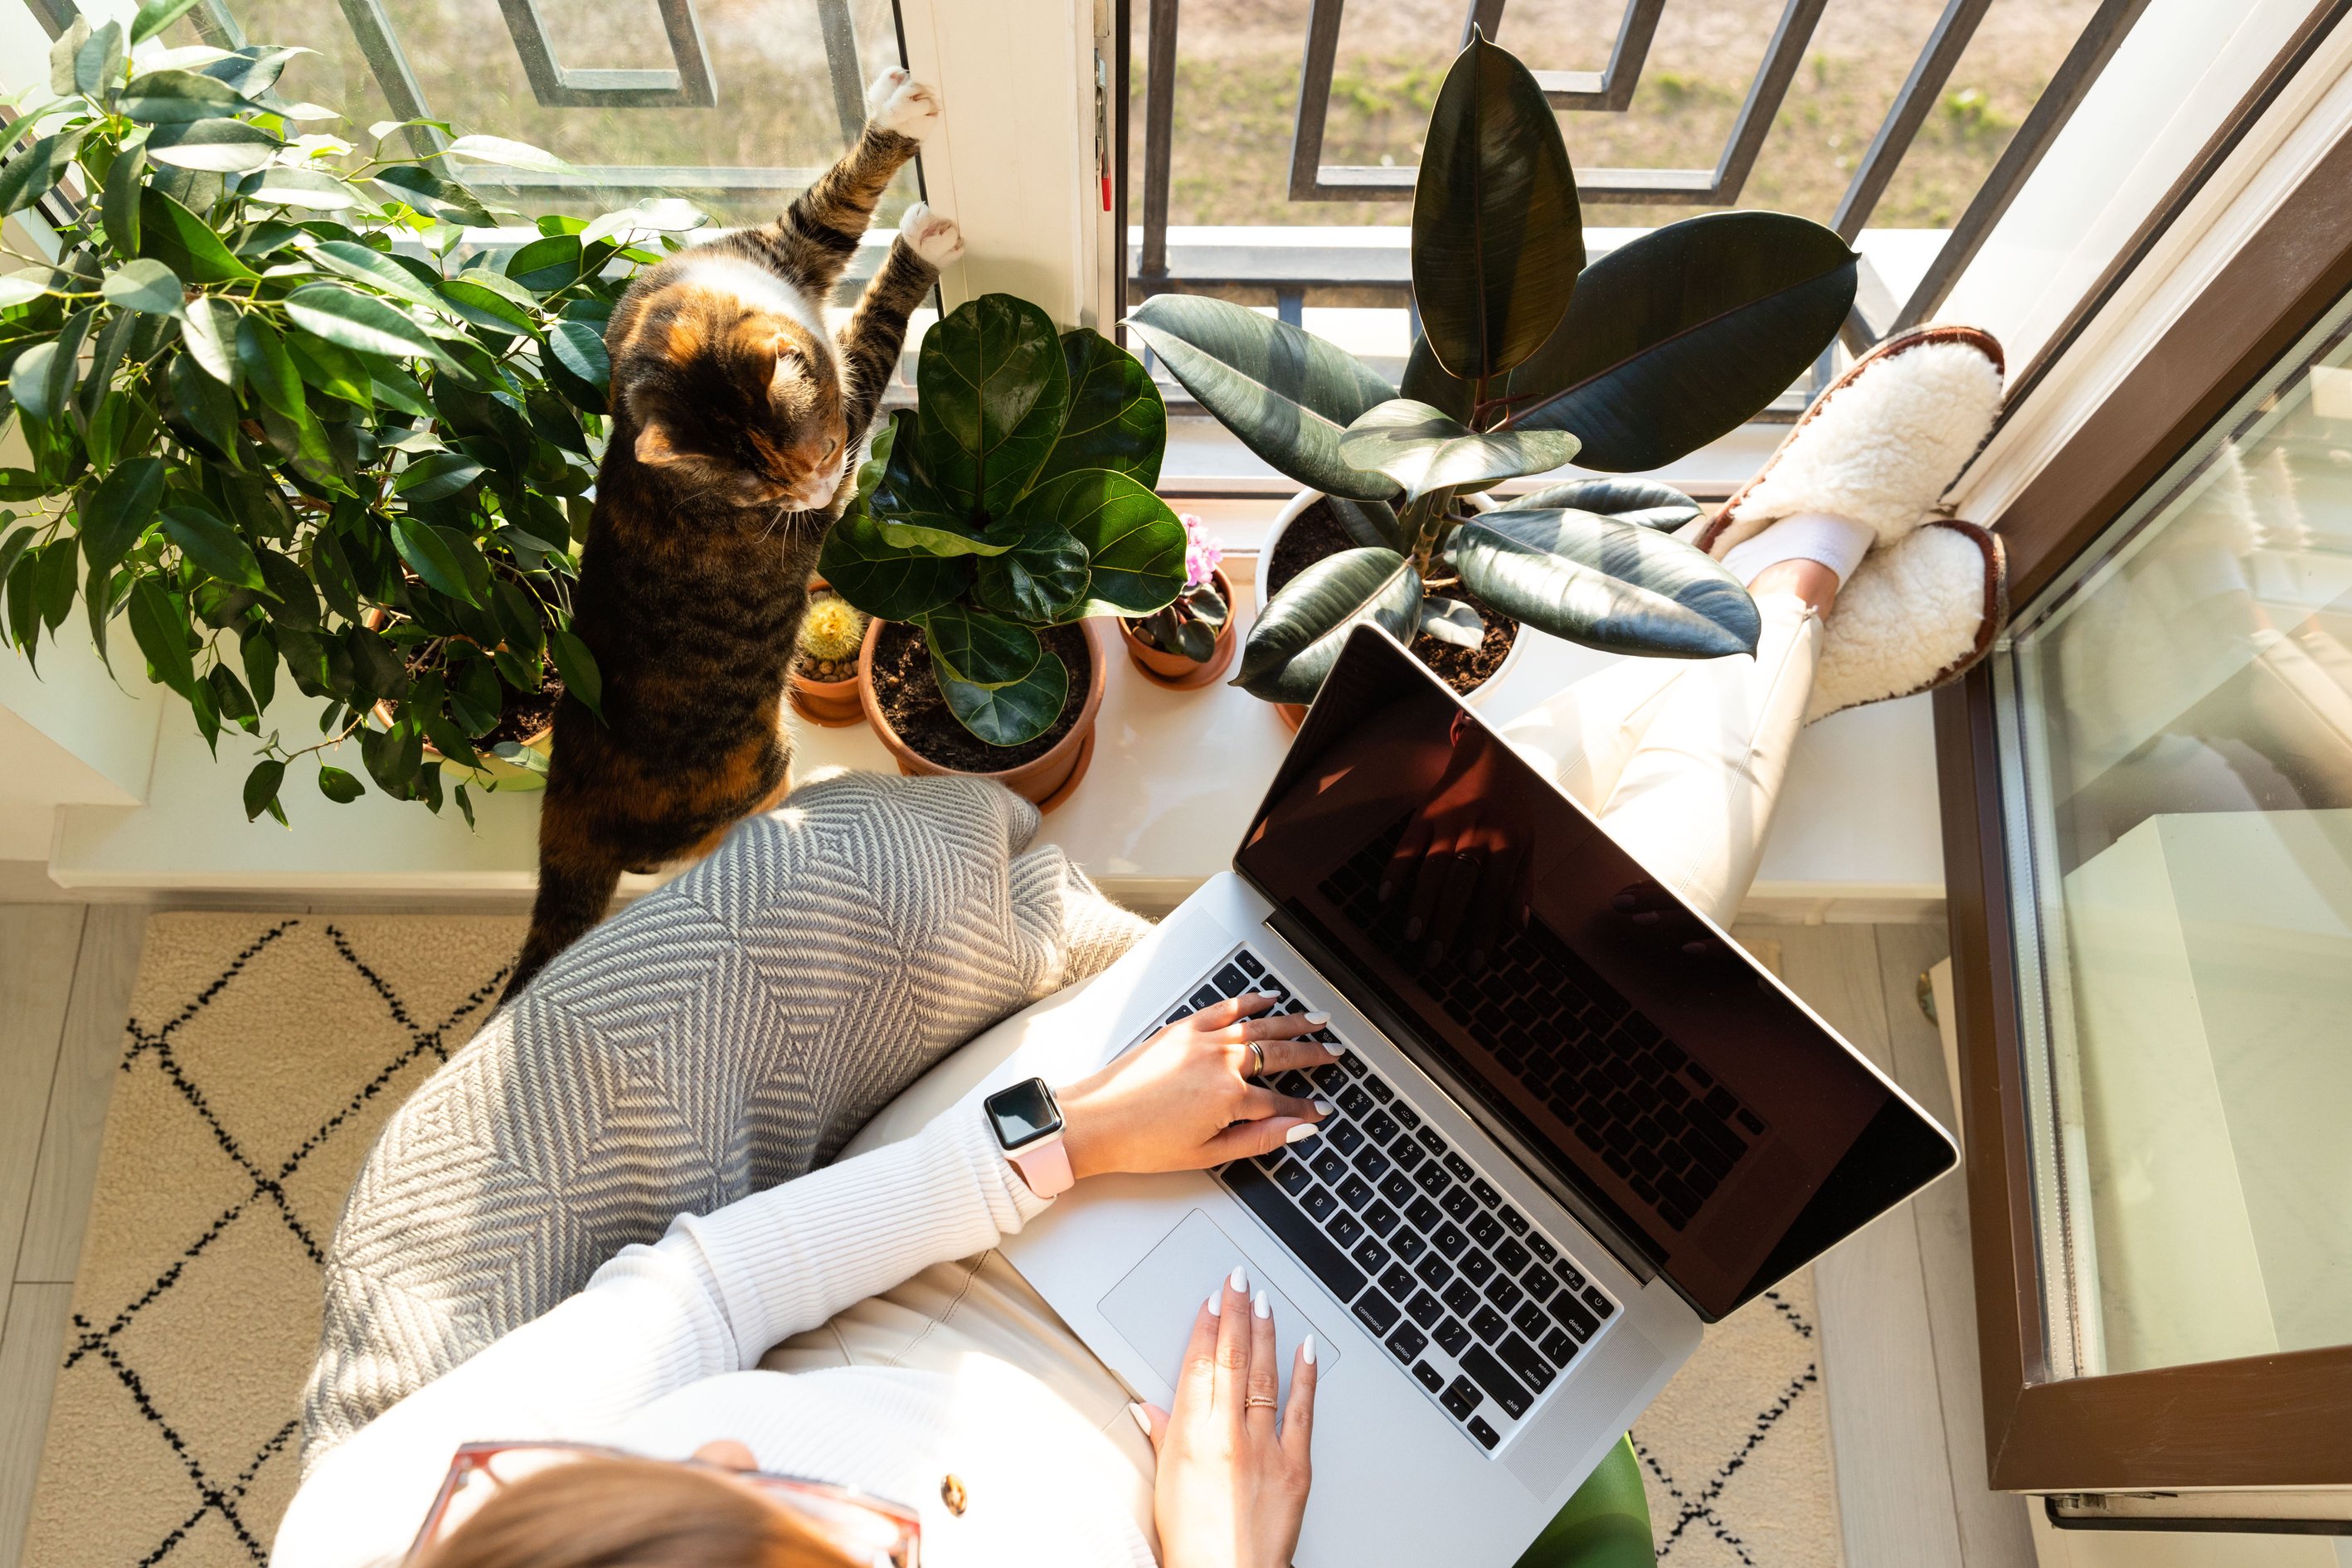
[1135,1265,1317,1568]
[1057,993,1337,1180]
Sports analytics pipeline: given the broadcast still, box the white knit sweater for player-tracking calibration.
[271,1104,1156,1568]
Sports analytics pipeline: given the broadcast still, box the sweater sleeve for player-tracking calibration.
[271,1100,1052,1568]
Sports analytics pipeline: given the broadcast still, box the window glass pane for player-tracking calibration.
[1995,294,2352,1378]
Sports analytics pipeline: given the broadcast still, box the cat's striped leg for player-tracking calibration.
[766,68,938,295]
[838,208,961,434]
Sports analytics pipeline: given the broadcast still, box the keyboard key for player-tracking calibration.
[1460,1250,1496,1288]
[1444,1153,1477,1183]
[1582,1285,1615,1318]
[1353,1291,1402,1337]
[1499,1333,1556,1394]
[1466,1210,1503,1247]
[1553,1294,1600,1342]
[1334,1051,1366,1076]
[1337,1174,1373,1211]
[1329,1212,1364,1249]
[1498,1206,1528,1236]
[1467,1415,1501,1450]
[1302,1185,1339,1222]
[1353,1237,1392,1275]
[1391,1229,1427,1266]
[1416,1254,1455,1291]
[1415,1164,1452,1197]
[1485,1276,1523,1314]
[1386,1323,1428,1363]
[1275,1070,1314,1098]
[1442,1279,1480,1318]
[1338,1085,1375,1119]
[1470,1305,1509,1345]
[1328,1122,1364,1156]
[1417,1128,1448,1158]
[1435,1318,1472,1357]
[1311,1149,1349,1185]
[1234,950,1264,977]
[1212,964,1248,996]
[1389,1138,1426,1172]
[1352,1146,1392,1183]
[1363,1109,1399,1144]
[1557,1263,1587,1293]
[1441,1376,1483,1421]
[1380,1263,1417,1301]
[1460,1344,1533,1420]
[1394,1104,1421,1132]
[1441,1186,1479,1222]
[1432,1223,1470,1260]
[1470,1177,1503,1207]
[1188,984,1221,1011]
[1363,1076,1393,1104]
[1540,1326,1577,1368]
[1414,1360,1445,1393]
[1363,1201,1399,1237]
[1217,1163,1366,1303]
[1271,1158,1313,1197]
[1406,1289,1446,1328]
[1527,1234,1558,1265]
[1406,1197,1443,1232]
[1512,1301,1552,1341]
[1493,1237,1531,1276]
[1381,1172,1417,1206]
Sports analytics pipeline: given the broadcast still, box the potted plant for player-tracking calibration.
[0,7,687,826]
[1127,32,1862,711]
[819,293,1186,807]
[788,580,867,726]
[1120,512,1235,688]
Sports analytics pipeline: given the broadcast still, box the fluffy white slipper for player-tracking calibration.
[1697,325,2005,559]
[1805,520,2005,722]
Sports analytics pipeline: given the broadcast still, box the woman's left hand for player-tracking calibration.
[1057,993,1338,1180]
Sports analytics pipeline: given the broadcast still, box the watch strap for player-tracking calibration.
[1007,1134,1074,1199]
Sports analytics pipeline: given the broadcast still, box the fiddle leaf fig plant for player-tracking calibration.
[0,14,702,825]
[1128,31,1860,706]
[819,293,1188,745]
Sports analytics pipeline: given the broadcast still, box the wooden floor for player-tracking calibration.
[0,904,2034,1568]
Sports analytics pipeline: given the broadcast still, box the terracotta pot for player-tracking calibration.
[1120,567,1237,689]
[789,577,867,727]
[1258,488,1524,731]
[363,610,555,791]
[858,616,1110,811]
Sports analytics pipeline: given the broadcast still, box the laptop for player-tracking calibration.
[983,624,1956,1566]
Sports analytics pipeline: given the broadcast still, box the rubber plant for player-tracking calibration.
[818,292,1188,745]
[1125,32,1861,705]
[0,3,694,825]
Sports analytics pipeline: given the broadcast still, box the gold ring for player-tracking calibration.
[1247,1041,1266,1077]
[1246,1394,1278,1409]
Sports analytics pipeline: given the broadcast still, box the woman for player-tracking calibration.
[274,327,2005,1568]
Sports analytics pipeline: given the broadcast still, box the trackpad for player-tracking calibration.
[1098,1209,1343,1408]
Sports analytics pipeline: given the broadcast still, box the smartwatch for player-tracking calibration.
[984,1076,1073,1198]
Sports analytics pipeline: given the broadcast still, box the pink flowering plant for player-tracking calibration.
[1128,513,1229,663]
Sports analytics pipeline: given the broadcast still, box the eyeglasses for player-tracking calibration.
[405,1440,921,1568]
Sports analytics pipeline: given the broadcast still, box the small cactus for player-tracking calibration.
[798,594,867,665]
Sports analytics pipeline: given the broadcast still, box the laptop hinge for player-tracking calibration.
[1261,907,1660,1290]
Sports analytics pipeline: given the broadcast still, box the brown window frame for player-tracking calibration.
[1937,6,2352,1494]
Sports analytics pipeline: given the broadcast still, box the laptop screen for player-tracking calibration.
[1234,626,1955,1319]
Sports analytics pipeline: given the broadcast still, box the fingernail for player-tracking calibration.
[1207,1291,1222,1317]
[1305,1012,1329,1026]
[1313,1100,1335,1116]
[1228,1264,1249,1294]
[1377,880,1392,901]
[1284,1124,1319,1144]
[1301,1334,1317,1366]
[1128,1402,1152,1435]
[1404,916,1424,942]
[1253,1289,1270,1319]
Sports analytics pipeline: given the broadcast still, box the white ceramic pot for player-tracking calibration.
[1256,488,1525,709]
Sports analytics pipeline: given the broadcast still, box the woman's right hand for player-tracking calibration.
[1135,1265,1317,1568]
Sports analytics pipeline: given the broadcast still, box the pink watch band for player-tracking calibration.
[1008,1135,1075,1198]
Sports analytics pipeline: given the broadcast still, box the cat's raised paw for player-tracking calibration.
[900,201,964,267]
[866,66,940,141]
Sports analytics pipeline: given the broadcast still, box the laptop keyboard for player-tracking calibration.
[1162,945,1619,1456]
[1318,822,1765,1232]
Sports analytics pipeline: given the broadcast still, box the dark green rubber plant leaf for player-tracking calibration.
[937,647,1069,747]
[921,601,1042,688]
[1327,495,1407,552]
[974,517,1089,623]
[1446,507,1759,658]
[1498,212,1856,470]
[1514,477,1702,532]
[1412,33,1582,385]
[916,293,1069,518]
[872,413,1007,556]
[1338,400,1579,503]
[1006,468,1188,618]
[1030,328,1165,491]
[816,502,968,621]
[1233,546,1424,705]
[1126,293,1397,502]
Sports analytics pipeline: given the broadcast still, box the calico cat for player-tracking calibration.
[501,67,965,1002]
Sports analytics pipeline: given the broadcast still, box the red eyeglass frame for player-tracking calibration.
[404,1440,922,1567]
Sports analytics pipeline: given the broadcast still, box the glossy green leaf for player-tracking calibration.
[393,450,484,502]
[1338,399,1579,502]
[1419,595,1485,648]
[255,549,317,628]
[139,187,259,281]
[209,663,259,732]
[1499,213,1857,470]
[162,503,264,589]
[816,502,967,621]
[870,415,1003,556]
[547,624,600,718]
[126,575,194,694]
[100,133,146,255]
[1125,294,1397,501]
[245,167,362,211]
[73,21,124,97]
[1004,468,1188,617]
[131,0,203,45]
[1412,34,1582,384]
[305,239,449,316]
[373,163,494,226]
[916,294,1069,517]
[974,517,1088,623]
[1514,477,1701,532]
[447,133,569,172]
[79,454,165,575]
[241,757,285,822]
[119,68,243,123]
[14,308,91,425]
[284,328,371,405]
[1326,495,1407,552]
[1029,328,1164,491]
[147,117,278,172]
[284,283,438,361]
[1235,546,1424,705]
[236,315,304,420]
[1446,507,1759,658]
[439,274,535,335]
[102,256,182,314]
[0,129,86,216]
[180,293,236,382]
[935,648,1068,746]
[921,601,1042,688]
[504,234,582,294]
[35,534,75,629]
[166,350,240,456]
[390,514,479,604]
[0,269,53,309]
[317,763,363,803]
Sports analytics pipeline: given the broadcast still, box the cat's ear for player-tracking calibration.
[634,421,687,467]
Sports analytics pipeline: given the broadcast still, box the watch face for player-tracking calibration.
[984,1077,1062,1151]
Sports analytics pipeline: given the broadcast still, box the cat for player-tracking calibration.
[501,66,965,1002]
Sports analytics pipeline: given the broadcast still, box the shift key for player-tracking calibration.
[1459,1343,1534,1420]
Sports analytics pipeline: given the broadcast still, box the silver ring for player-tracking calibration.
[1246,1394,1278,1409]
[1247,1041,1266,1077]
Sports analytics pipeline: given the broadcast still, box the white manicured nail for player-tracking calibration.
[1313,1100,1335,1116]
[1128,1402,1152,1435]
[1284,1124,1319,1144]
[1207,1291,1221,1317]
[1301,1334,1317,1366]
[1253,1289,1270,1318]
[1305,1012,1330,1025]
[1228,1264,1249,1294]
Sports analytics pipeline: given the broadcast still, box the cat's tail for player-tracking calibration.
[501,840,625,1005]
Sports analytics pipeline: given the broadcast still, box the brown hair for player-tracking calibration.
[412,1455,858,1568]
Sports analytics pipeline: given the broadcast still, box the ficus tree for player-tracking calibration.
[1127,32,1861,705]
